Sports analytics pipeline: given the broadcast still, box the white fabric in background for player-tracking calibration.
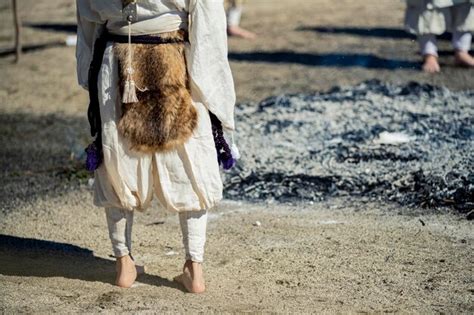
[419,34,439,55]
[452,31,473,50]
[418,31,472,55]
[227,6,243,26]
[405,2,474,35]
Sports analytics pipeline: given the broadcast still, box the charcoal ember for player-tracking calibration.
[225,80,474,213]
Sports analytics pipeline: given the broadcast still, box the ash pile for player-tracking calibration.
[225,80,473,213]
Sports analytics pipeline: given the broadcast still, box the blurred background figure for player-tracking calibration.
[405,0,474,73]
[226,0,257,39]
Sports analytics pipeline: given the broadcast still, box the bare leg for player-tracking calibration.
[173,210,208,293]
[227,5,257,39]
[228,25,257,40]
[105,207,138,288]
[419,34,440,73]
[453,31,474,67]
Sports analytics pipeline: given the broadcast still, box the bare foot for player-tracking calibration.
[455,50,474,68]
[227,25,257,40]
[115,255,137,288]
[173,260,206,293]
[422,54,440,73]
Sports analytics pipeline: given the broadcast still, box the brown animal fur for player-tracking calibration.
[114,30,197,153]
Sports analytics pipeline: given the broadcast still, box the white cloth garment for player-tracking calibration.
[106,207,208,262]
[76,0,236,212]
[227,5,243,26]
[105,207,134,257]
[419,31,472,55]
[452,31,473,50]
[419,34,439,55]
[405,1,474,35]
[179,210,208,263]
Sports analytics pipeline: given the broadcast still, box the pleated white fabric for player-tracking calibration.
[76,0,235,212]
[405,1,474,35]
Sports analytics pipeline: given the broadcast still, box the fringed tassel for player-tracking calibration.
[230,133,241,160]
[122,19,139,104]
[85,135,103,172]
[122,75,139,103]
[210,112,237,170]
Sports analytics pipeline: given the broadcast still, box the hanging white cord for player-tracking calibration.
[122,8,148,103]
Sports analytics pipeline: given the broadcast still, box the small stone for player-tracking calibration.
[65,35,77,46]
[253,221,262,227]
[87,178,95,188]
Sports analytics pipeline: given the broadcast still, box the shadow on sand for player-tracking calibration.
[228,51,419,70]
[26,22,77,34]
[298,26,452,41]
[0,22,77,57]
[0,113,90,212]
[0,234,182,290]
[0,42,66,57]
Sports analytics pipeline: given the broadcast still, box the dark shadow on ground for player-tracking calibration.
[26,22,77,34]
[298,26,451,41]
[0,234,182,290]
[228,51,419,70]
[0,41,65,57]
[0,112,90,212]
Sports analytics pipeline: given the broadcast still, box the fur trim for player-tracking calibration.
[114,30,197,153]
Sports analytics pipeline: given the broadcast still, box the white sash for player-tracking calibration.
[108,11,189,36]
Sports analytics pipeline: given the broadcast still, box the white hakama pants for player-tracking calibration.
[94,43,223,213]
[419,31,472,56]
[106,207,208,263]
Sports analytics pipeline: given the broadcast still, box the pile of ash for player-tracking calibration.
[224,80,473,213]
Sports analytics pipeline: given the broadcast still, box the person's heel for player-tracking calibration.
[115,254,137,288]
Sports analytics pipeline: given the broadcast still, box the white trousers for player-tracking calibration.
[419,31,472,56]
[227,5,243,27]
[105,208,208,263]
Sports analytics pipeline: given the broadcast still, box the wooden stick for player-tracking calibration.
[12,0,21,63]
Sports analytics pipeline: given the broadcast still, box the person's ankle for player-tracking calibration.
[423,53,438,59]
[454,50,474,66]
[116,254,134,268]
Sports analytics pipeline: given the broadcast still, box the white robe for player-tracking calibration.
[405,0,474,35]
[76,0,236,212]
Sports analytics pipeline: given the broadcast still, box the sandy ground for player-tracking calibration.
[1,193,473,313]
[0,0,473,313]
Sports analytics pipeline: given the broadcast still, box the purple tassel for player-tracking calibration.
[85,138,103,172]
[210,113,236,170]
[221,156,236,170]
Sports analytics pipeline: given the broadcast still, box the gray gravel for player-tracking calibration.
[225,80,474,212]
[1,81,472,215]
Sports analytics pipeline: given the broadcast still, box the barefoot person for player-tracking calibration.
[76,0,237,293]
[405,0,474,73]
[226,0,257,39]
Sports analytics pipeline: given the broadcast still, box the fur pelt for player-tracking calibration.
[114,30,197,153]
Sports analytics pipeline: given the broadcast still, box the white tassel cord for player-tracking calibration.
[230,132,241,160]
[122,19,148,103]
[122,19,138,103]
